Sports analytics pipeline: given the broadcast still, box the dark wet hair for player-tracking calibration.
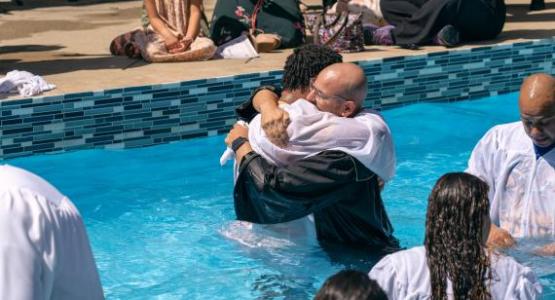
[425,172,492,300]
[314,270,388,300]
[282,44,342,92]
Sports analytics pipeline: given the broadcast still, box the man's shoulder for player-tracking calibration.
[481,121,527,149]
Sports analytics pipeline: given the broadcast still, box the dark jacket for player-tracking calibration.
[234,150,401,252]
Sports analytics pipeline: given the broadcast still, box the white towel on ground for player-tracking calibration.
[0,70,56,97]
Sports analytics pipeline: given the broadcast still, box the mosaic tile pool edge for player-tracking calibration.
[1,38,554,159]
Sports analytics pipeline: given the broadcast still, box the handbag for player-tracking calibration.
[312,12,365,53]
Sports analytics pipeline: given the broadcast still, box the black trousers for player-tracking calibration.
[381,0,506,45]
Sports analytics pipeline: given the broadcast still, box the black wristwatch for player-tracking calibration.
[231,137,249,152]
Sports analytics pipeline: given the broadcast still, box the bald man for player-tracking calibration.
[467,73,555,255]
[224,63,400,253]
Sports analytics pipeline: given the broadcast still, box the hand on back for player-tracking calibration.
[261,107,291,148]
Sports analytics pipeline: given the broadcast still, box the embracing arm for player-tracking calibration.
[233,151,368,224]
[534,242,555,256]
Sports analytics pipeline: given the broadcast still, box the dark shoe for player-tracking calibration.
[529,0,545,10]
[363,24,379,45]
[399,43,419,50]
[434,25,460,48]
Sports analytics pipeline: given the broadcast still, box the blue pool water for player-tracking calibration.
[5,92,555,299]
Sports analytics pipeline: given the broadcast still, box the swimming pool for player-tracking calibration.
[5,92,554,299]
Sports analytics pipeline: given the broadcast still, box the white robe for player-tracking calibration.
[249,99,396,182]
[369,246,542,300]
[0,165,104,300]
[223,100,396,248]
[466,122,555,238]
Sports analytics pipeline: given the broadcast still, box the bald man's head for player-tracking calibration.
[307,63,368,117]
[518,73,555,147]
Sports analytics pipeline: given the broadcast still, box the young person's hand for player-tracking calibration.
[179,37,193,51]
[261,107,290,148]
[487,224,516,249]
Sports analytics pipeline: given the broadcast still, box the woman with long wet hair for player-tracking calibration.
[369,172,542,299]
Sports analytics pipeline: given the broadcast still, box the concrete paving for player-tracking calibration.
[0,0,554,100]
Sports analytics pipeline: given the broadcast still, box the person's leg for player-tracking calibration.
[380,0,426,26]
[455,0,506,42]
[385,0,459,45]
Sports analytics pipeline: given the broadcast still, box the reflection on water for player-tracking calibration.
[504,237,555,298]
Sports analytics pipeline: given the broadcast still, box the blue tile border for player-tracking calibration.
[1,38,554,159]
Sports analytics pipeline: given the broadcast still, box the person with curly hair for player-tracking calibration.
[369,172,542,299]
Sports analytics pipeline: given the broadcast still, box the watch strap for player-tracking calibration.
[231,137,249,152]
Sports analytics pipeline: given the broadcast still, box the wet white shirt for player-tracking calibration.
[249,99,396,182]
[466,122,555,238]
[369,246,542,300]
[0,165,104,300]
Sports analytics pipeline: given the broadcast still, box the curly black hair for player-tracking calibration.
[425,172,492,300]
[315,270,387,300]
[282,44,342,92]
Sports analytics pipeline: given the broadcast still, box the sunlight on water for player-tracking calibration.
[5,92,554,299]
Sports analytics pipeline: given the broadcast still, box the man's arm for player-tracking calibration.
[534,242,555,256]
[233,150,373,224]
[225,123,253,164]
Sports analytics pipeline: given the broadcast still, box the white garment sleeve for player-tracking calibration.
[0,189,53,300]
[515,267,543,300]
[368,255,404,300]
[466,127,500,222]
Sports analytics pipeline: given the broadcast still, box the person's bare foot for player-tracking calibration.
[254,34,281,53]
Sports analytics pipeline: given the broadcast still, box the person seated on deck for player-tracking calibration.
[369,0,506,49]
[314,269,388,300]
[0,165,104,300]
[110,0,216,62]
[466,73,555,256]
[369,172,542,299]
[224,62,400,256]
[210,0,305,52]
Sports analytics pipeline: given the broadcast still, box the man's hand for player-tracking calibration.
[225,123,248,147]
[487,224,516,249]
[534,242,555,256]
[261,107,290,147]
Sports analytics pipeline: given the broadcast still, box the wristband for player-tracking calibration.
[231,137,249,152]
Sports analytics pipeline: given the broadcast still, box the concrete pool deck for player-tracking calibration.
[0,0,554,101]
